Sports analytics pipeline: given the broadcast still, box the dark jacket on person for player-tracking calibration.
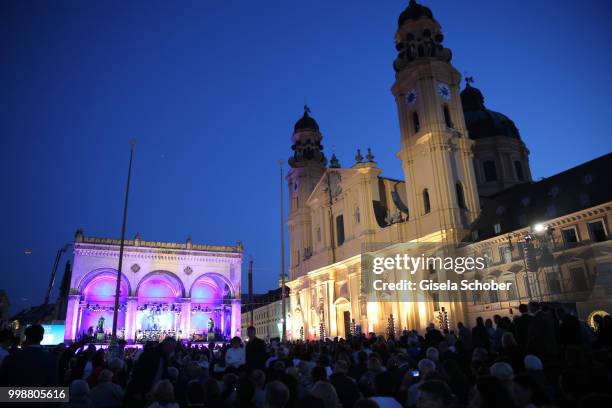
[514,313,533,350]
[471,325,490,349]
[245,337,266,370]
[330,372,361,408]
[0,345,58,386]
[125,346,169,407]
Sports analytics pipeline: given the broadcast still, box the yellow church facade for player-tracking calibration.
[284,1,612,340]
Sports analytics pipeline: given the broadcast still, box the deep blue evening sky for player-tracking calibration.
[1,1,611,313]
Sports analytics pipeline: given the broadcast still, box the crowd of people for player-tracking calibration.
[1,302,611,408]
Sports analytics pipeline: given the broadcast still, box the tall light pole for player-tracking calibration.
[248,255,254,326]
[279,160,287,342]
[112,139,136,340]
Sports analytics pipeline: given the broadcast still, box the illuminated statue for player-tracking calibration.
[97,316,105,333]
[207,317,215,341]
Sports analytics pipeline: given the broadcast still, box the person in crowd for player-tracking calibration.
[425,347,439,364]
[220,372,239,405]
[108,357,128,388]
[469,376,514,408]
[0,306,609,408]
[74,345,96,381]
[557,307,581,347]
[489,362,514,396]
[250,369,266,408]
[514,304,533,351]
[202,377,223,408]
[86,349,106,387]
[90,369,124,408]
[147,379,179,408]
[349,350,368,381]
[185,380,205,407]
[234,377,256,408]
[311,380,343,408]
[265,380,290,408]
[456,322,472,350]
[225,336,246,368]
[246,326,267,370]
[416,380,455,408]
[370,371,402,408]
[499,332,523,371]
[527,303,559,361]
[359,354,385,397]
[0,324,57,386]
[125,337,177,407]
[62,379,92,408]
[407,358,438,407]
[0,329,13,366]
[440,359,468,404]
[471,317,490,349]
[329,360,361,408]
[484,319,495,350]
[512,372,551,408]
[424,324,444,347]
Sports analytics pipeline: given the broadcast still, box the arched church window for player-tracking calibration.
[483,161,497,182]
[456,182,466,209]
[443,105,453,128]
[423,189,431,214]
[412,112,420,133]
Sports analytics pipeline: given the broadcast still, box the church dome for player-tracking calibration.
[461,83,521,140]
[294,106,319,132]
[398,0,434,27]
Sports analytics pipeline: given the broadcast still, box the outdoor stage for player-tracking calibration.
[81,341,227,351]
[64,232,243,344]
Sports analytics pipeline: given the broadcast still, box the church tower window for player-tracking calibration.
[443,105,453,128]
[423,189,431,214]
[483,161,498,182]
[456,182,466,209]
[412,112,420,133]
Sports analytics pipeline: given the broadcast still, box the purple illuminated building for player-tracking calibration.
[64,230,243,343]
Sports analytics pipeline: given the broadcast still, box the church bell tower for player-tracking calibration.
[392,0,480,240]
[287,106,327,279]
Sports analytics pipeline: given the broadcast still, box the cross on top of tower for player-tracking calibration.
[465,76,475,86]
[304,105,311,115]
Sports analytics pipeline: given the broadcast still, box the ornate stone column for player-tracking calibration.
[180,298,191,339]
[326,279,336,336]
[230,299,241,338]
[64,294,81,342]
[124,297,138,343]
